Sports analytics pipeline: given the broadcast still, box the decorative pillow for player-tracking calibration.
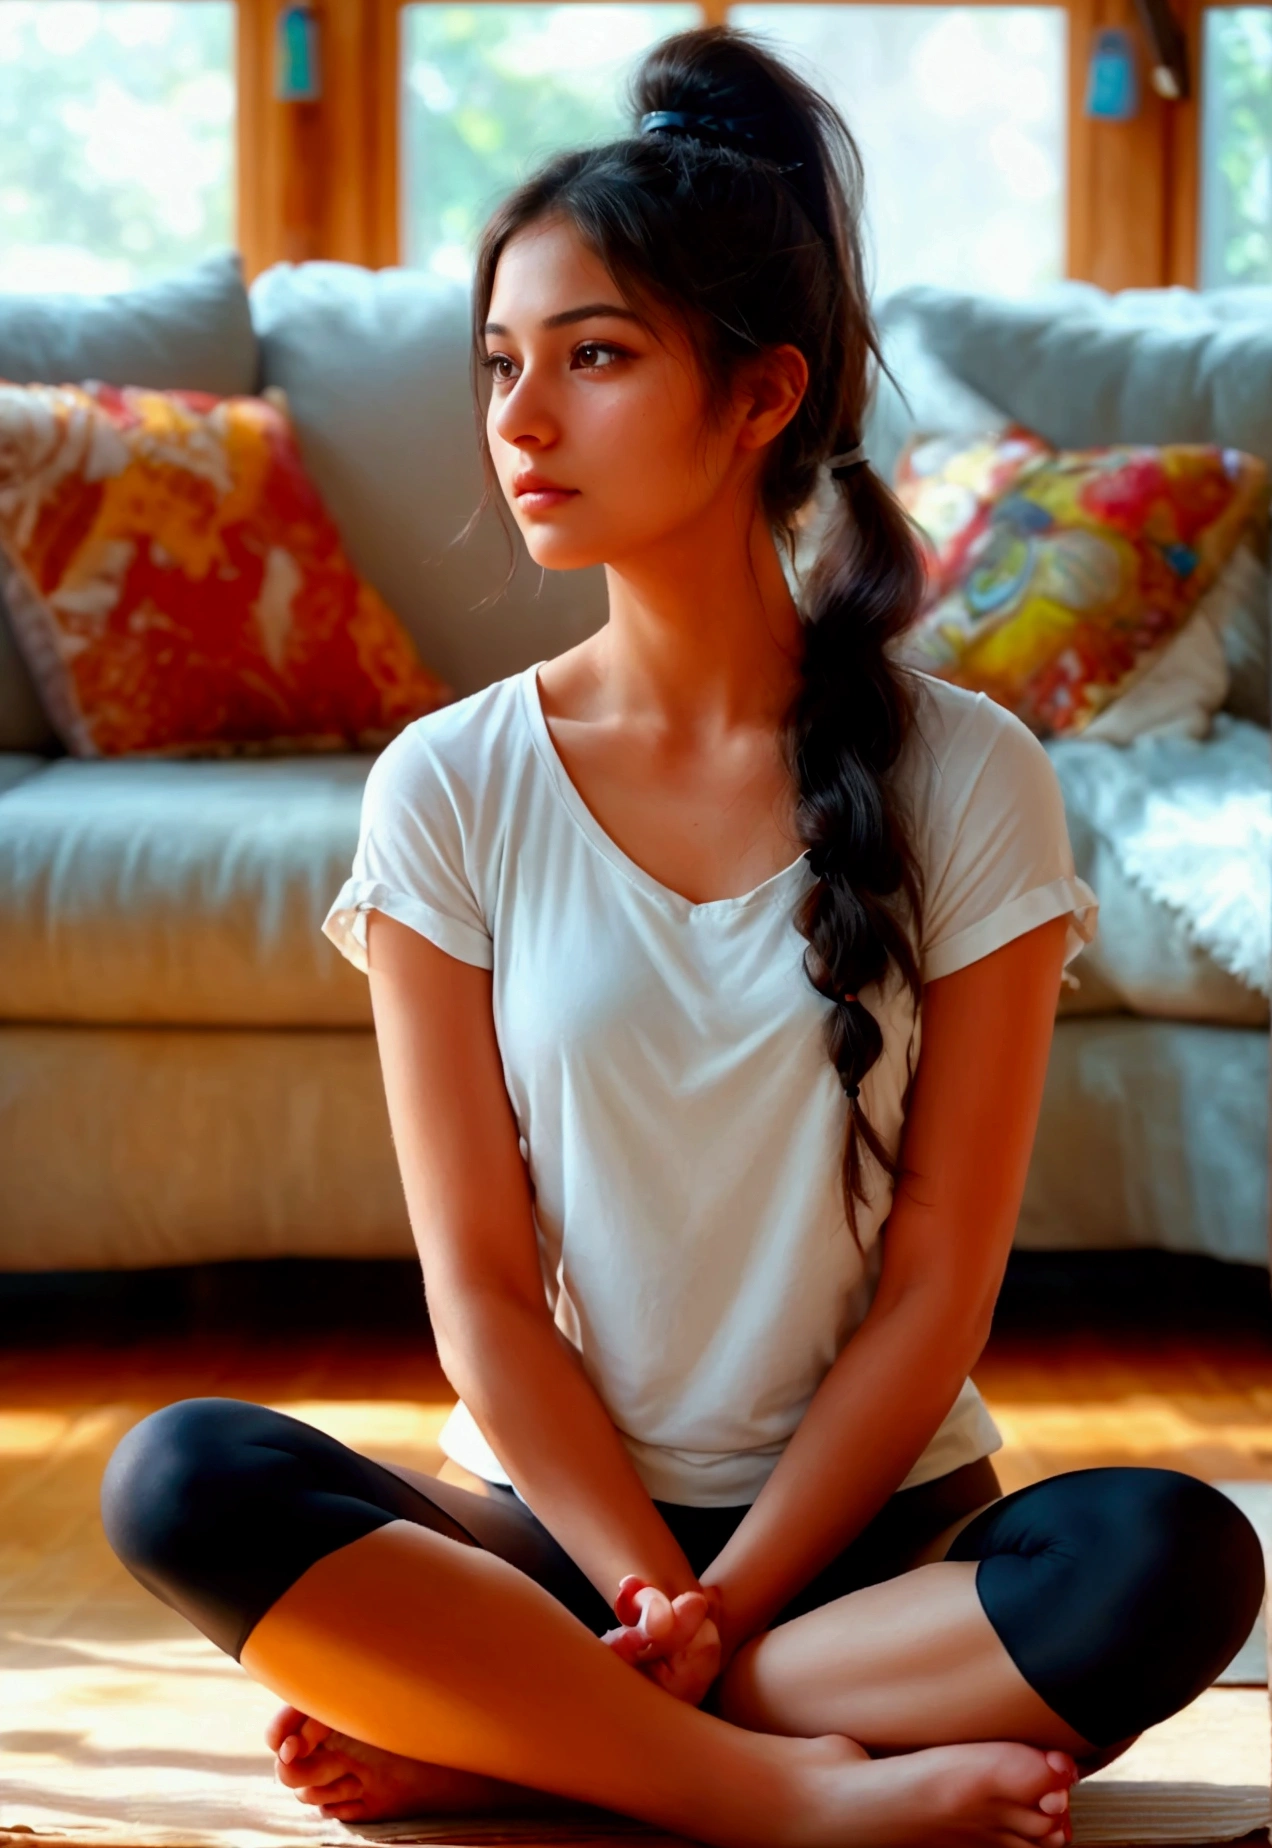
[0,380,452,756]
[1078,538,1264,744]
[891,426,1270,740]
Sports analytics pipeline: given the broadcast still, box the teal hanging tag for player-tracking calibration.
[276,1,322,101]
[1086,28,1139,119]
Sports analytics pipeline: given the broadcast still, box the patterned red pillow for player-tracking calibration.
[0,379,452,755]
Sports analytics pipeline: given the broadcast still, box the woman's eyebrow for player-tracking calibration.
[483,303,644,335]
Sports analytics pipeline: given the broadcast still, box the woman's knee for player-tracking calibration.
[102,1398,292,1652]
[100,1396,397,1660]
[101,1398,261,1588]
[951,1467,1265,1747]
[1136,1470,1265,1671]
[1087,1469,1265,1681]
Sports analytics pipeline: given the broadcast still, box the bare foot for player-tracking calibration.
[790,1733,1077,1848]
[266,1705,595,1823]
[267,1705,1076,1845]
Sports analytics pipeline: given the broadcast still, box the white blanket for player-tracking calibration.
[1046,715,1271,1000]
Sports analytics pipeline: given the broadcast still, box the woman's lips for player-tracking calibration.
[513,478,579,513]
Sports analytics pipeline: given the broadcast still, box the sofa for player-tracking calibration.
[0,250,1267,1272]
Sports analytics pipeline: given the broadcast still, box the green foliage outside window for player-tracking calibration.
[401,4,698,279]
[0,2,234,294]
[1202,7,1272,286]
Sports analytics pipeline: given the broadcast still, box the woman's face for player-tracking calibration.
[482,215,766,572]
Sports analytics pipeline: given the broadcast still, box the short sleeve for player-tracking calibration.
[322,725,494,973]
[917,695,1100,984]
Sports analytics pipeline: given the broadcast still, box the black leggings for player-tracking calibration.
[100,1397,1264,1751]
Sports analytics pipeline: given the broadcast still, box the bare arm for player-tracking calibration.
[365,909,702,1615]
[699,912,1071,1658]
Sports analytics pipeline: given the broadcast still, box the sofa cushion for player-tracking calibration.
[0,249,256,399]
[1018,1014,1268,1264]
[1049,714,1270,1027]
[878,283,1272,464]
[0,380,451,757]
[0,1023,410,1268]
[249,261,607,702]
[0,753,43,800]
[0,250,259,755]
[0,756,374,1026]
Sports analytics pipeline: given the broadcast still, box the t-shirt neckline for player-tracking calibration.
[519,661,811,920]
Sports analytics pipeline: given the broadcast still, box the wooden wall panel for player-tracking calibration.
[1166,0,1204,286]
[371,0,402,269]
[236,0,391,282]
[1067,0,1182,287]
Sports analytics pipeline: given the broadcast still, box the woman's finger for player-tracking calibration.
[633,1585,675,1641]
[600,1623,655,1665]
[614,1575,654,1628]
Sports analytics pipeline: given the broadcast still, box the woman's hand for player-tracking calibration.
[599,1575,722,1706]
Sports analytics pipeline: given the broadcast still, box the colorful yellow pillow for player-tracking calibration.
[892,426,1269,738]
[0,380,452,756]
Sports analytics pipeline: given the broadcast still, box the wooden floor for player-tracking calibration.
[6,1248,1272,1487]
[1,1249,1270,1848]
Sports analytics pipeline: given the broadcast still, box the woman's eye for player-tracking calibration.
[481,353,518,383]
[572,342,624,371]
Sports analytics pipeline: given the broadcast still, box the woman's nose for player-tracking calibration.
[490,364,558,452]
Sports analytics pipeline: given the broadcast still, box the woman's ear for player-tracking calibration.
[735,343,809,454]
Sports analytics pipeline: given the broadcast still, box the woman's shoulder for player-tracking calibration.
[893,669,1056,819]
[904,668,1038,757]
[365,663,533,815]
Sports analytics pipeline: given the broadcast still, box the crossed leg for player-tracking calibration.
[101,1401,1263,1848]
[243,1516,1080,1848]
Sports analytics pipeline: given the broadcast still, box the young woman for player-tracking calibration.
[101,26,1263,1848]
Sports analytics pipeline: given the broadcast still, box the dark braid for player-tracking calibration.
[470,23,929,1245]
[791,477,927,1236]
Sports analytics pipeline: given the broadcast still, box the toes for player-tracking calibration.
[988,1741,1077,1812]
[998,1804,1069,1841]
[265,1705,308,1754]
[320,1801,368,1821]
[279,1715,333,1765]
[297,1775,362,1808]
[276,1747,353,1792]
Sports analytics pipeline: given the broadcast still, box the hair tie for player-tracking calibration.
[827,440,868,478]
[640,108,761,147]
[842,1078,860,1099]
[805,843,842,879]
[638,108,805,175]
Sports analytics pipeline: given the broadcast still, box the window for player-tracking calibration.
[0,0,235,294]
[1199,5,1272,287]
[400,2,699,279]
[729,6,1068,299]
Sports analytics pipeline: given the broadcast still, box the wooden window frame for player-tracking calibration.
[237,0,1259,291]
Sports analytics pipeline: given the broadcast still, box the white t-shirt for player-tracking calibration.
[323,660,1099,1507]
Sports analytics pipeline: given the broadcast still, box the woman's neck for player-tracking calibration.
[596,499,807,739]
